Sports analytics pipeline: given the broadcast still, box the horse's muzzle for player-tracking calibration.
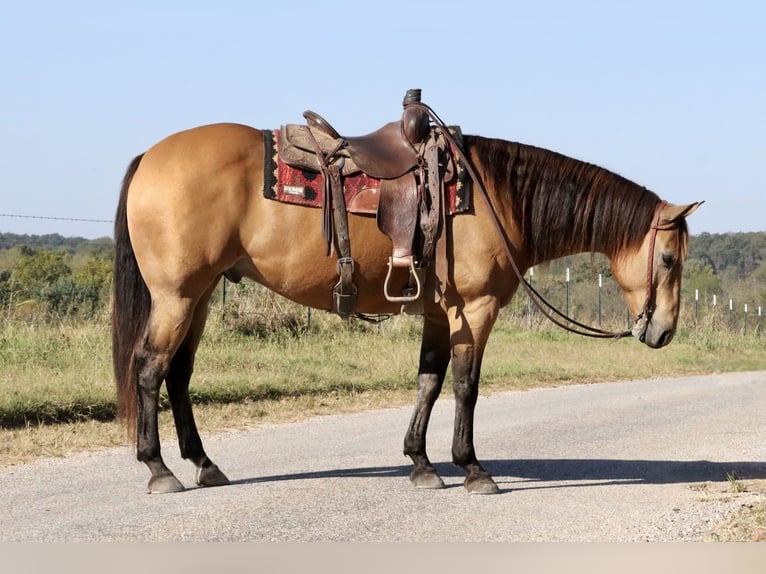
[633,315,673,349]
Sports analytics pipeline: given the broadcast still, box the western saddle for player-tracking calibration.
[278,89,456,318]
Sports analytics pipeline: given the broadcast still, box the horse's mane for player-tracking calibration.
[465,135,682,262]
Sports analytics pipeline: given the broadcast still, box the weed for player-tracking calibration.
[727,471,747,493]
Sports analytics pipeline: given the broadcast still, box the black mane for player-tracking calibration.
[465,135,677,262]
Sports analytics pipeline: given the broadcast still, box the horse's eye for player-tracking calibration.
[661,254,676,268]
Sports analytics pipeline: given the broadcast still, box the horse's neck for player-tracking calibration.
[469,135,655,269]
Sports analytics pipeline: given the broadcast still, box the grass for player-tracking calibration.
[2,309,764,455]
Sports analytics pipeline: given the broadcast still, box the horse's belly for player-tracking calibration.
[241,206,408,314]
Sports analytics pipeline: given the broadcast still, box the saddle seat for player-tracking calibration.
[303,109,426,180]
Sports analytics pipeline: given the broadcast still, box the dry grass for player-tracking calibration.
[700,479,766,542]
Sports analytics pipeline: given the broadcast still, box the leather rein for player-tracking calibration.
[406,100,672,340]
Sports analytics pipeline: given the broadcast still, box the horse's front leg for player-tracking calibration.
[449,300,500,494]
[403,313,452,489]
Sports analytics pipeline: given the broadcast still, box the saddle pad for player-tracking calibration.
[261,129,472,215]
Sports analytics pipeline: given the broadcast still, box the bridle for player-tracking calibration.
[631,200,678,340]
[405,100,676,340]
[510,200,674,341]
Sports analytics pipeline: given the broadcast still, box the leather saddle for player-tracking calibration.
[278,89,454,318]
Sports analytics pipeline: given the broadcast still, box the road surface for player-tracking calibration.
[2,371,765,541]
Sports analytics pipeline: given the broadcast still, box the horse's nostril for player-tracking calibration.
[656,330,671,347]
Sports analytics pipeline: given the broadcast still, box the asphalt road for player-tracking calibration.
[2,371,765,541]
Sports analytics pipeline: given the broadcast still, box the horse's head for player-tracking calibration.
[611,201,703,349]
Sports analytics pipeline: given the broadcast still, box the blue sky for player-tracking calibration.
[1,1,763,239]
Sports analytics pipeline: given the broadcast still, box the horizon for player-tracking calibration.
[2,226,764,246]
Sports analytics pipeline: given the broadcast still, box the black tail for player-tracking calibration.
[112,154,150,440]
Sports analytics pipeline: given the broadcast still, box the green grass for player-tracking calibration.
[0,318,115,426]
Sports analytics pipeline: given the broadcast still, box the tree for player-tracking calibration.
[681,260,722,302]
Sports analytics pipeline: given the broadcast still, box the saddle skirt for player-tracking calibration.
[262,128,472,216]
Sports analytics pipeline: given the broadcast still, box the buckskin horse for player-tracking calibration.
[112,90,701,494]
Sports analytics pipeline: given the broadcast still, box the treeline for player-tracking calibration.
[0,232,113,254]
[0,231,764,320]
[687,232,766,279]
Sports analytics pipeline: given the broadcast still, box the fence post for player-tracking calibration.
[222,276,228,324]
[598,273,602,328]
[694,289,699,327]
[527,267,534,329]
[744,303,748,336]
[565,267,570,325]
[729,298,733,331]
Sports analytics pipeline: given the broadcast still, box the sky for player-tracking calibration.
[0,0,763,239]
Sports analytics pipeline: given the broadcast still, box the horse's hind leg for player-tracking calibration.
[403,313,451,489]
[135,296,199,493]
[165,287,229,488]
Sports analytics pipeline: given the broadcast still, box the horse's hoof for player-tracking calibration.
[410,467,445,489]
[147,472,185,494]
[465,474,500,495]
[196,464,230,487]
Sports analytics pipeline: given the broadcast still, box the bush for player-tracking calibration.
[5,249,112,319]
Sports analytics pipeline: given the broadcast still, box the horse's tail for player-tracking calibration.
[112,154,149,441]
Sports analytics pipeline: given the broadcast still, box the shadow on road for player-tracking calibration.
[228,458,766,490]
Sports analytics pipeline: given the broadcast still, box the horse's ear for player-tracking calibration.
[660,201,704,225]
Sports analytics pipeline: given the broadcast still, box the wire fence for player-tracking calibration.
[218,267,765,338]
[0,213,113,224]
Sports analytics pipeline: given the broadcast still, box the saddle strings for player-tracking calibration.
[405,100,635,340]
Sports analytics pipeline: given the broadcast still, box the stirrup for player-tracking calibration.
[332,257,357,318]
[383,256,422,303]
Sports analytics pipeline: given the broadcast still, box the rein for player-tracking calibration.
[406,100,669,340]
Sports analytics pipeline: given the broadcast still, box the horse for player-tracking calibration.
[112,117,701,495]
